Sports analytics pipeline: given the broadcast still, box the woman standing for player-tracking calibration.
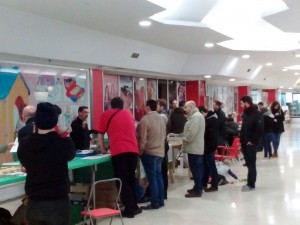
[270,101,285,157]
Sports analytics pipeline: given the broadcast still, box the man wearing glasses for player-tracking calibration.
[70,106,97,150]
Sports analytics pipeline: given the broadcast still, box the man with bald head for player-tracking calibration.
[182,101,205,198]
[18,105,36,141]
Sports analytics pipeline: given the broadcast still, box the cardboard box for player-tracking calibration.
[69,183,90,201]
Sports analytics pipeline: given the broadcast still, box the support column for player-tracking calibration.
[186,81,199,106]
[91,69,103,131]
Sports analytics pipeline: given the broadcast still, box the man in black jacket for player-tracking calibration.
[18,105,36,142]
[240,96,263,192]
[213,100,226,146]
[199,106,219,192]
[18,102,75,225]
[70,106,97,150]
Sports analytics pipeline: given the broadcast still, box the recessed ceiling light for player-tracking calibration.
[242,55,250,59]
[280,86,284,89]
[139,20,151,27]
[295,72,299,75]
[205,43,214,48]
[139,78,144,81]
[288,87,293,90]
[204,75,211,78]
[282,68,288,72]
[266,63,272,66]
[295,54,300,57]
[80,68,85,71]
[229,78,235,82]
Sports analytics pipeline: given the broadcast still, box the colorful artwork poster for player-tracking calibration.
[120,76,133,110]
[103,74,119,111]
[134,78,146,121]
[147,79,157,100]
[177,81,186,102]
[62,76,86,103]
[168,80,177,105]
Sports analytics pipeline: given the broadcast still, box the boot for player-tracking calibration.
[272,152,278,158]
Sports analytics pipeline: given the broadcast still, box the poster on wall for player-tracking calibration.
[147,79,157,100]
[168,80,177,105]
[103,74,119,111]
[62,76,86,103]
[177,81,186,102]
[134,78,146,121]
[120,76,133,110]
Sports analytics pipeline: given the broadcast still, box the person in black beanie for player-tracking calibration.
[17,102,75,225]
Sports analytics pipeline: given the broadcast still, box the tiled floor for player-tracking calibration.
[2,122,300,225]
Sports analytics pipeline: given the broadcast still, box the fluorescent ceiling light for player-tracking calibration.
[80,68,85,71]
[295,54,300,58]
[286,65,300,70]
[266,63,272,66]
[139,78,145,80]
[62,73,76,77]
[279,86,284,88]
[78,75,86,79]
[139,20,151,26]
[295,72,299,75]
[242,55,250,59]
[204,75,211,78]
[288,87,293,89]
[205,43,214,48]
[229,78,235,82]
[40,71,57,76]
[148,0,300,51]
[282,68,288,72]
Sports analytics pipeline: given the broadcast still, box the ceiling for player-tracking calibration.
[1,0,300,90]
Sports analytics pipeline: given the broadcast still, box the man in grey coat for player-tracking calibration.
[182,101,205,198]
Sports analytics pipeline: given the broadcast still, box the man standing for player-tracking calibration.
[157,99,169,199]
[213,100,226,146]
[98,97,141,218]
[70,106,97,150]
[182,101,205,198]
[137,99,166,209]
[18,102,75,225]
[18,105,36,141]
[240,96,263,192]
[198,106,219,192]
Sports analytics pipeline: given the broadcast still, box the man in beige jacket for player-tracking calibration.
[137,99,166,209]
[182,101,205,198]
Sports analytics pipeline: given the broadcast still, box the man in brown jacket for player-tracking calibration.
[137,99,166,210]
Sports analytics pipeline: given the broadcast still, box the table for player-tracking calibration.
[0,155,111,202]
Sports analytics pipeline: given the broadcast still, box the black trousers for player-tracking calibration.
[111,152,139,214]
[242,144,257,188]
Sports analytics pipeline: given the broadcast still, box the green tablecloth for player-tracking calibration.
[0,155,111,186]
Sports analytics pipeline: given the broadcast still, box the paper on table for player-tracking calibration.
[82,155,110,160]
[10,138,19,153]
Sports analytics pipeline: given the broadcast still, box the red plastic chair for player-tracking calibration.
[80,178,124,225]
[215,137,240,163]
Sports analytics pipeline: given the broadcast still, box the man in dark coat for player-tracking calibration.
[240,96,263,192]
[213,100,226,146]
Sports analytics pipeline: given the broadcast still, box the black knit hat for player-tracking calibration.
[34,102,58,130]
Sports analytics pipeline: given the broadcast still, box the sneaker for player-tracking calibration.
[205,187,218,192]
[241,185,255,192]
[185,191,202,198]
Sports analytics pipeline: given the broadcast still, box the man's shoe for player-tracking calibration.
[121,211,135,218]
[205,187,218,192]
[133,207,142,216]
[140,204,159,210]
[185,190,202,198]
[138,196,151,203]
[272,153,278,158]
[241,185,255,192]
[187,188,194,193]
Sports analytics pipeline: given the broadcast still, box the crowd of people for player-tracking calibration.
[0,95,285,224]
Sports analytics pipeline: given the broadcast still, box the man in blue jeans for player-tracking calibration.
[182,101,205,198]
[137,99,166,209]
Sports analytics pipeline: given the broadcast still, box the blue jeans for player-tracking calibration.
[141,153,164,208]
[203,152,218,188]
[273,133,282,153]
[188,154,204,193]
[263,133,275,158]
